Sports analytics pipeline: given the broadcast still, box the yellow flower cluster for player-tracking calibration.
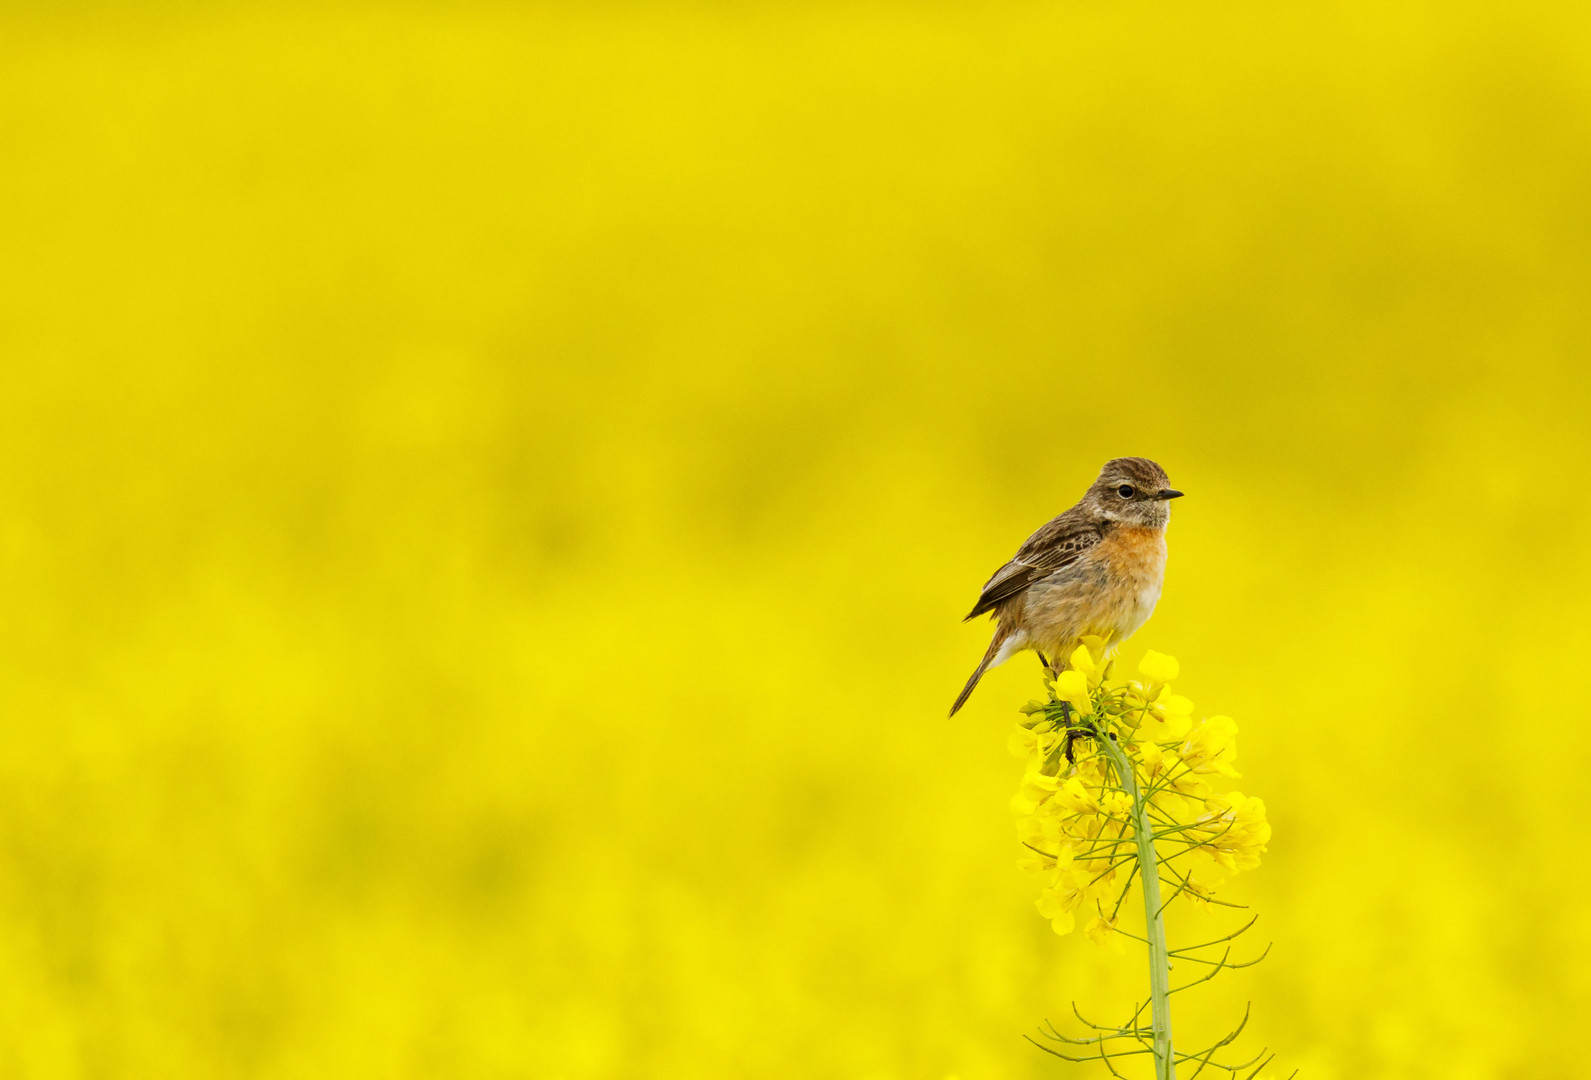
[1009,642,1271,938]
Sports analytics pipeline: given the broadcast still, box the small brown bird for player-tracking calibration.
[949,457,1183,716]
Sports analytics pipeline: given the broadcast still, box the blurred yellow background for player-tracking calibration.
[2,2,1589,1077]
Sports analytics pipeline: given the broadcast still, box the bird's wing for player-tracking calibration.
[963,517,1102,620]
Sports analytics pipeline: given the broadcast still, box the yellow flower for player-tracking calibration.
[1134,687,1193,742]
[1191,792,1270,872]
[1052,670,1093,715]
[1008,724,1061,761]
[1079,634,1113,664]
[1016,812,1065,852]
[1070,752,1108,785]
[1085,914,1124,952]
[1068,642,1101,683]
[1044,909,1076,936]
[1010,768,1061,815]
[1035,863,1092,934]
[1139,736,1212,797]
[1055,776,1099,814]
[1152,688,1194,722]
[1016,841,1073,878]
[1022,769,1062,798]
[1179,715,1241,778]
[1081,858,1119,887]
[1009,646,1269,930]
[1180,870,1221,906]
[1014,853,1051,876]
[1148,788,1200,821]
[1137,650,1179,687]
[1133,738,1165,773]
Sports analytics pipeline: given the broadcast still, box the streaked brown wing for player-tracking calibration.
[963,518,1101,620]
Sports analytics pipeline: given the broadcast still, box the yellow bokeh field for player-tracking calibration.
[3,2,1590,1076]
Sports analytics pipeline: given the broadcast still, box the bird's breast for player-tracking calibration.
[1098,524,1167,629]
[1016,524,1169,656]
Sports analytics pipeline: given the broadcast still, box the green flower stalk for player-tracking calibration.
[1008,641,1289,1078]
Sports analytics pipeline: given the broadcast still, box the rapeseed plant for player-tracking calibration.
[1010,642,1288,1078]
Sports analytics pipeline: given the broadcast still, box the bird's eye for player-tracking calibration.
[1116,484,1135,499]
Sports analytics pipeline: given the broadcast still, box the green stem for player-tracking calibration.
[1098,727,1176,1079]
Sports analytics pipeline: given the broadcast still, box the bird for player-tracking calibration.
[949,457,1183,717]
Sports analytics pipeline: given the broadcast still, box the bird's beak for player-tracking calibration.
[1158,489,1184,500]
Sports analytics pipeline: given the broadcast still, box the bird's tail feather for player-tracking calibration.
[949,629,1009,717]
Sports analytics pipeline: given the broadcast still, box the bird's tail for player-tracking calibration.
[949,629,1009,717]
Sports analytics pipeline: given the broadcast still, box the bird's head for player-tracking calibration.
[1086,457,1183,528]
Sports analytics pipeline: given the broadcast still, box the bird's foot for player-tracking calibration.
[1063,725,1088,765]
